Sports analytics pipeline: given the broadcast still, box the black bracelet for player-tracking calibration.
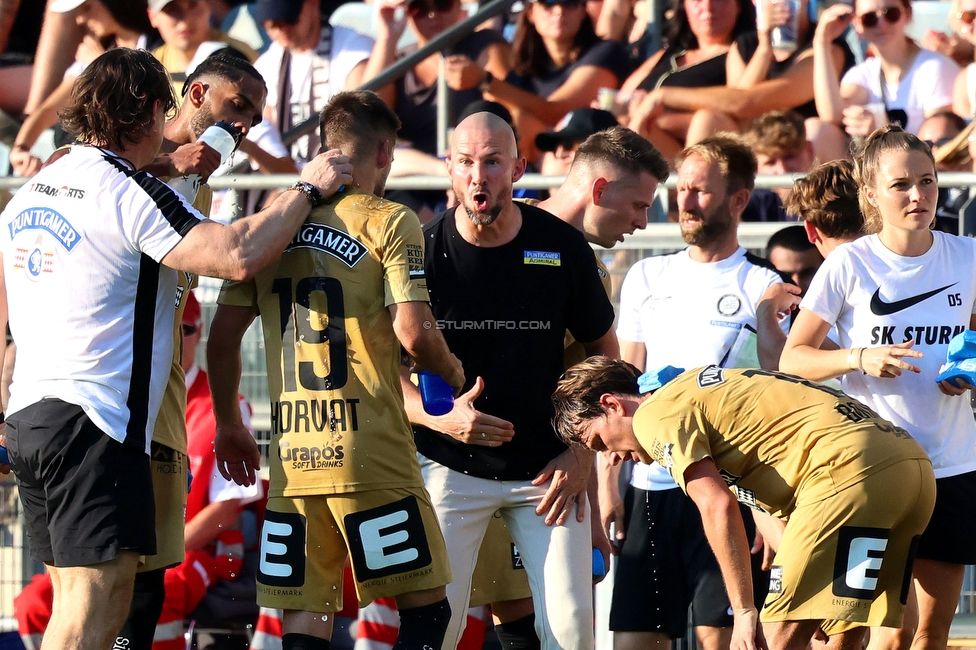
[288,180,323,208]
[0,412,6,425]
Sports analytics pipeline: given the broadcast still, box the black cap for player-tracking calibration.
[254,0,304,23]
[456,100,514,127]
[535,108,618,152]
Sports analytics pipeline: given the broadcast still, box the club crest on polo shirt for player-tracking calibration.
[286,223,367,268]
[716,294,741,316]
[524,250,560,266]
[13,238,55,280]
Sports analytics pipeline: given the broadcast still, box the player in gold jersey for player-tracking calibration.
[208,90,464,650]
[552,357,936,650]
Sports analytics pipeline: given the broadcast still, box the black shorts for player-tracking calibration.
[7,398,156,566]
[916,469,976,564]
[610,486,733,636]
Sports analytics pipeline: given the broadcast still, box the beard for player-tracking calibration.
[459,185,509,226]
[462,203,502,226]
[188,103,217,142]
[680,202,735,248]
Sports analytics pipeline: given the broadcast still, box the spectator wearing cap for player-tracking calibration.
[368,0,512,219]
[474,0,631,163]
[741,110,814,223]
[10,0,153,177]
[149,0,258,97]
[248,0,374,165]
[537,107,619,180]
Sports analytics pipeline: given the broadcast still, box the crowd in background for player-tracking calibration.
[2,0,976,217]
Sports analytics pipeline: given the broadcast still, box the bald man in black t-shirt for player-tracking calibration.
[399,111,618,650]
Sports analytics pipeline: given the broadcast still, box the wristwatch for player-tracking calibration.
[288,180,324,208]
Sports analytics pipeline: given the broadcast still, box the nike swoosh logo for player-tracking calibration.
[869,283,958,316]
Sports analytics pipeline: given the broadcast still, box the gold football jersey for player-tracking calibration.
[151,185,209,452]
[635,367,929,518]
[220,190,430,497]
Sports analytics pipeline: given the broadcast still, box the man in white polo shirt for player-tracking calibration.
[0,48,350,650]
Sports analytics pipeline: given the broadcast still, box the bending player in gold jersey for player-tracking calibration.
[551,357,935,650]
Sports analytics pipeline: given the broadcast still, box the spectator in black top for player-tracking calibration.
[632,0,854,163]
[0,0,45,118]
[741,109,814,222]
[479,0,631,162]
[623,0,755,162]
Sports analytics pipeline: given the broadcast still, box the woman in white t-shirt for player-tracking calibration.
[813,0,958,139]
[781,126,976,650]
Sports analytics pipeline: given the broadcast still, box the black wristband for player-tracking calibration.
[0,412,6,425]
[289,180,323,208]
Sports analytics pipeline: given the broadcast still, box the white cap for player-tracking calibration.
[49,0,88,12]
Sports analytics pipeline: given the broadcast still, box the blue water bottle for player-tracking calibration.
[0,446,8,465]
[592,548,606,579]
[419,371,455,416]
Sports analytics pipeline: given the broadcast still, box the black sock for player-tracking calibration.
[282,632,332,650]
[394,597,451,650]
[114,569,166,650]
[494,613,540,650]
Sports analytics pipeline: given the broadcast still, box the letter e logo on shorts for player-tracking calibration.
[345,496,432,581]
[258,510,307,587]
[832,526,890,600]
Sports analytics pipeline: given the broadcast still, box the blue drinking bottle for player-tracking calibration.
[0,446,8,464]
[418,371,455,416]
[592,547,606,579]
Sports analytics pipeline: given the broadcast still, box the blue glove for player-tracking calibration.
[637,366,685,394]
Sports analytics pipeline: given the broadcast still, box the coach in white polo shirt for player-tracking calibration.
[0,48,350,650]
[603,135,790,650]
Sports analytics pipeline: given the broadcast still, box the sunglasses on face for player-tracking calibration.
[922,137,954,150]
[407,0,456,16]
[536,0,585,9]
[181,324,199,336]
[858,5,902,28]
[958,10,976,25]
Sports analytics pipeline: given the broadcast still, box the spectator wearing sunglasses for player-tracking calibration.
[476,0,632,162]
[370,0,512,221]
[813,0,959,143]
